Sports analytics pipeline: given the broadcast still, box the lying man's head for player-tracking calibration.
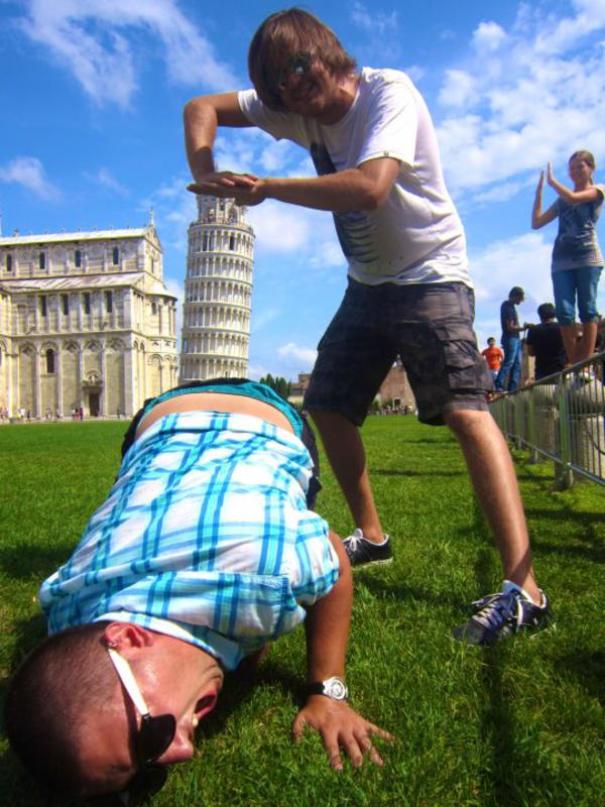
[5,622,223,802]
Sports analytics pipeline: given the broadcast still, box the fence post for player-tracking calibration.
[527,388,538,463]
[556,376,573,490]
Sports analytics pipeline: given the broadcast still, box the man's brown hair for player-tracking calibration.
[248,7,357,111]
[4,622,116,799]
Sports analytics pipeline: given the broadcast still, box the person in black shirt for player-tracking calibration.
[526,303,567,380]
[495,286,528,391]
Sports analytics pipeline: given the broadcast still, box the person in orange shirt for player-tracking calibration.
[482,337,504,381]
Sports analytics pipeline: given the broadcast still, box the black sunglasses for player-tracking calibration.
[276,52,314,90]
[105,648,177,805]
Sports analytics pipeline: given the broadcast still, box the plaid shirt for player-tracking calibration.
[40,411,339,670]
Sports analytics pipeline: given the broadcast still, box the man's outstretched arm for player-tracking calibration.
[183,92,257,190]
[294,531,393,770]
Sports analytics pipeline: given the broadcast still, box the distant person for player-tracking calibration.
[526,303,567,381]
[184,8,551,651]
[481,337,504,381]
[532,151,604,365]
[495,287,528,392]
[4,380,392,804]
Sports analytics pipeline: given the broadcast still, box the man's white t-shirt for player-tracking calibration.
[238,67,471,288]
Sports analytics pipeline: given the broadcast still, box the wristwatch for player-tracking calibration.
[306,676,349,701]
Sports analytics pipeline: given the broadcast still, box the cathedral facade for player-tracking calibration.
[0,219,178,419]
[180,196,254,381]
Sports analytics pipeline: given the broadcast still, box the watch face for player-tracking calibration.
[325,677,348,700]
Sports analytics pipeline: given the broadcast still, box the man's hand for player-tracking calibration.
[187,171,258,198]
[292,695,394,771]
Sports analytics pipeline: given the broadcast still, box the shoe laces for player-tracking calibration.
[345,528,364,551]
[472,591,522,631]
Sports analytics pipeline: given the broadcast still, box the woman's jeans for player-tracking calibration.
[552,266,602,325]
[495,335,521,392]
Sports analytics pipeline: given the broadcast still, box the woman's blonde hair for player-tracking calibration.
[248,8,357,111]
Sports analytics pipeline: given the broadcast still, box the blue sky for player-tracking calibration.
[1,0,605,380]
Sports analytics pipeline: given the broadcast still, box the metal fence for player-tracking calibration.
[490,352,605,488]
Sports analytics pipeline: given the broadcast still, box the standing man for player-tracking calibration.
[184,8,550,644]
[481,337,504,382]
[525,303,567,380]
[495,286,528,392]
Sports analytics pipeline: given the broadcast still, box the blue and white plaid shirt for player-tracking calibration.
[40,411,339,670]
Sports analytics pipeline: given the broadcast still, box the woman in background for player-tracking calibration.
[532,150,604,365]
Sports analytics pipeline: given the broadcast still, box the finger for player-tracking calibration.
[367,723,396,742]
[341,734,365,769]
[361,738,384,767]
[292,713,307,742]
[325,741,344,772]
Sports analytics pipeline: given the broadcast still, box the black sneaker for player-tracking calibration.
[342,529,393,567]
[452,581,551,645]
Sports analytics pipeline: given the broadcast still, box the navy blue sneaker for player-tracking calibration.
[452,581,551,645]
[342,529,393,567]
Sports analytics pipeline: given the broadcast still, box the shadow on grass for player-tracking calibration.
[473,545,522,807]
[372,468,466,478]
[553,650,605,706]
[0,544,71,580]
[199,660,306,743]
[355,574,463,610]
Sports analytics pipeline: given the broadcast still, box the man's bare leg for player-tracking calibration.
[444,408,541,602]
[309,410,385,543]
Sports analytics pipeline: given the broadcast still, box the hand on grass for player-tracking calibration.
[292,696,394,771]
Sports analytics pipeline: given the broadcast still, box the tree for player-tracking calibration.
[260,374,291,399]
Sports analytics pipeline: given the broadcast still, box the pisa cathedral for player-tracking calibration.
[0,217,178,419]
[179,196,254,381]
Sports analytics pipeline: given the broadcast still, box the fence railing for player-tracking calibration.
[489,352,605,488]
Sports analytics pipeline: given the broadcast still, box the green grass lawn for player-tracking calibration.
[1,417,604,806]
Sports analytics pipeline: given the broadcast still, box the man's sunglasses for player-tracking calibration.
[104,648,177,805]
[276,52,314,90]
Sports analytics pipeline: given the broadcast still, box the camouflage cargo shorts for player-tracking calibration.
[303,279,493,426]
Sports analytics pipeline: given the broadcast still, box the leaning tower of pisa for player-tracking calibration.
[179,196,255,382]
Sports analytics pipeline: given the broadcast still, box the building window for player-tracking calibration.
[151,302,157,315]
[61,294,69,316]
[6,254,12,272]
[112,247,119,265]
[39,252,46,270]
[83,292,91,315]
[46,348,55,374]
[229,234,235,250]
[75,249,82,268]
[105,291,113,313]
[40,296,47,317]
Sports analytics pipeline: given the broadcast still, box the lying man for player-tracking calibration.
[5,379,391,804]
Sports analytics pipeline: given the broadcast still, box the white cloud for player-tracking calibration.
[85,167,129,196]
[18,0,237,108]
[438,70,475,109]
[471,231,558,350]
[351,1,398,36]
[277,341,317,368]
[247,201,312,252]
[0,156,60,200]
[472,21,507,52]
[435,3,605,197]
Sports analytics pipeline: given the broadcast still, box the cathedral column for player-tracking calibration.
[33,345,41,418]
[76,343,84,409]
[100,342,108,416]
[56,342,63,416]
